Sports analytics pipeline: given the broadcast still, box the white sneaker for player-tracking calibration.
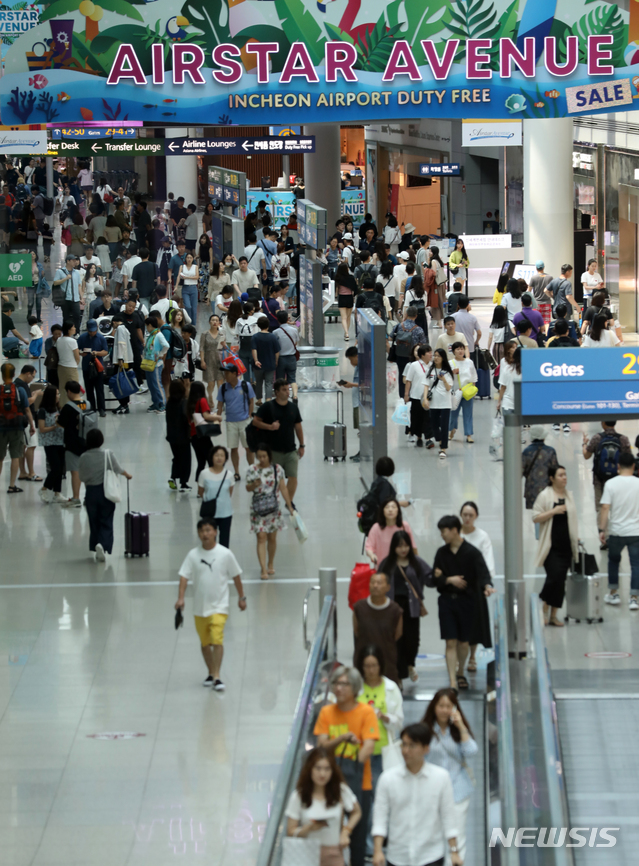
[439,450,447,459]
[52,492,66,503]
[139,385,149,393]
[630,597,639,611]
[39,487,52,504]
[407,434,416,444]
[95,543,106,562]
[604,592,621,605]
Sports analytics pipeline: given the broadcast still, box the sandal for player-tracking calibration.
[456,675,469,690]
[7,486,23,493]
[267,567,275,575]
[29,475,43,482]
[260,573,269,581]
[467,659,477,673]
[548,618,564,627]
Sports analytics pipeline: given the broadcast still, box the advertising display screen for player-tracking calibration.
[2,1,638,125]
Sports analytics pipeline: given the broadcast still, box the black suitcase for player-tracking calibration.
[323,389,347,462]
[124,479,149,557]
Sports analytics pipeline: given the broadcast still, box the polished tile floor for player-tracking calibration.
[3,276,639,864]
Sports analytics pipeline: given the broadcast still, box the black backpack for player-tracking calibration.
[408,294,427,330]
[359,291,386,321]
[594,432,621,482]
[357,490,379,535]
[42,195,54,216]
[160,324,187,361]
[395,324,415,358]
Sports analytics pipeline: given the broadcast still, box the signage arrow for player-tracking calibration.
[91,142,103,153]
[242,140,253,151]
[168,141,179,152]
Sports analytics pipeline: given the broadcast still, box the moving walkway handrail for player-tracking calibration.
[257,595,337,866]
[530,592,575,866]
[494,593,518,866]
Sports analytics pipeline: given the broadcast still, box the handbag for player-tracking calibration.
[281,325,300,361]
[103,450,122,503]
[491,409,503,440]
[391,401,410,426]
[281,837,321,866]
[192,410,221,438]
[289,509,309,543]
[252,465,280,516]
[140,357,156,372]
[397,565,428,617]
[220,347,247,375]
[104,193,114,203]
[61,226,72,246]
[199,470,227,518]
[109,368,139,400]
[94,356,104,374]
[572,541,598,576]
[461,383,478,401]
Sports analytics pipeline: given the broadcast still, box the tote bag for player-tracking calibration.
[103,450,122,503]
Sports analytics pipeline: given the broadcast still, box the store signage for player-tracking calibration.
[462,120,522,147]
[0,128,48,154]
[460,234,512,250]
[0,8,39,37]
[208,166,247,208]
[47,138,164,157]
[420,162,460,176]
[0,254,31,286]
[166,135,315,156]
[51,127,137,139]
[3,1,638,125]
[520,348,639,417]
[297,199,326,250]
[247,190,364,227]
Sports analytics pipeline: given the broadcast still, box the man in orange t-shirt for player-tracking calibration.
[314,665,379,866]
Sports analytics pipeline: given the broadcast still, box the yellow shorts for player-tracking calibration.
[194,613,228,647]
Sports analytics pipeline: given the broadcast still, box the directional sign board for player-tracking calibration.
[419,163,461,176]
[520,348,639,418]
[207,166,246,208]
[166,135,315,156]
[47,138,164,157]
[51,127,137,139]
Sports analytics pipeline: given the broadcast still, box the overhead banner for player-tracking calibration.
[2,1,639,124]
[462,119,522,146]
[246,189,366,227]
[0,127,48,154]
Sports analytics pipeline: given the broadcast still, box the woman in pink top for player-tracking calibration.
[365,499,417,566]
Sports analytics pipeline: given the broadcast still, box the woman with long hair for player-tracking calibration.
[376,260,399,316]
[81,262,103,328]
[221,299,242,350]
[197,233,213,299]
[492,271,509,305]
[422,687,478,865]
[449,238,469,288]
[460,501,495,674]
[379,531,432,682]
[422,348,454,458]
[365,499,416,567]
[202,201,214,235]
[37,385,65,503]
[200,313,224,404]
[236,301,259,383]
[500,277,523,324]
[286,747,361,866]
[402,272,429,334]
[208,259,232,308]
[278,223,295,253]
[165,378,191,492]
[174,250,199,326]
[497,342,522,413]
[429,245,447,326]
[245,443,294,579]
[186,380,222,485]
[533,465,579,626]
[335,261,358,341]
[487,303,511,363]
[582,313,620,348]
[383,214,402,256]
[374,240,388,265]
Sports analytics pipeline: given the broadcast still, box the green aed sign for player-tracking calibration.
[0,254,31,288]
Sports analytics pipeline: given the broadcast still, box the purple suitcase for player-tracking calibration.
[124,480,149,557]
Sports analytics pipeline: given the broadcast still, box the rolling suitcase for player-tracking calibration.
[565,546,603,623]
[476,367,491,399]
[124,479,150,557]
[323,389,347,462]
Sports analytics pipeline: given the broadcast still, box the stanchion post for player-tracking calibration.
[319,568,337,658]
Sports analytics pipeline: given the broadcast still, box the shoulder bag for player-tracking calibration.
[281,326,300,361]
[252,465,280,516]
[103,450,122,503]
[397,565,428,616]
[200,470,228,518]
[523,443,543,479]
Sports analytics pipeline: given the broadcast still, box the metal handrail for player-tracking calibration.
[257,595,337,866]
[494,593,518,866]
[530,593,575,866]
[302,585,320,651]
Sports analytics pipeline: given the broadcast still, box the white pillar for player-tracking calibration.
[303,124,341,227]
[165,127,198,207]
[524,118,574,281]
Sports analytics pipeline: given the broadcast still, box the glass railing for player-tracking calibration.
[256,595,337,866]
[530,593,575,866]
[487,592,519,866]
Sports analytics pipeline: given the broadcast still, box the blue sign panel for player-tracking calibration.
[419,163,461,176]
[520,348,639,416]
[166,135,314,156]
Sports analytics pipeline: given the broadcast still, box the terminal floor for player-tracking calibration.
[3,293,639,864]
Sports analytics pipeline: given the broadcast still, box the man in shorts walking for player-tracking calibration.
[252,379,304,502]
[216,363,255,482]
[433,515,494,691]
[175,518,247,691]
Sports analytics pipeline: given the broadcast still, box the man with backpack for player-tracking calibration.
[389,307,426,395]
[0,362,32,494]
[356,277,386,322]
[545,263,580,318]
[216,363,255,481]
[56,379,90,507]
[583,421,632,549]
[354,251,378,288]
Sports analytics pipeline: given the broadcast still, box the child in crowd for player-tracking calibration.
[28,315,43,358]
[96,236,112,279]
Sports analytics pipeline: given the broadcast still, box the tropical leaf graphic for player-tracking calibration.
[231,25,292,74]
[444,0,501,61]
[274,0,325,65]
[40,0,143,23]
[385,0,449,65]
[568,4,627,67]
[182,0,231,54]
[354,16,402,73]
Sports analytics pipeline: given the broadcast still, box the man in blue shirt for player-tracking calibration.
[168,240,188,291]
[77,319,109,416]
[53,254,83,331]
[258,229,277,290]
[216,364,255,481]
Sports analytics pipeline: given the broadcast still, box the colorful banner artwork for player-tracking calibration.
[1,0,639,124]
[246,189,365,227]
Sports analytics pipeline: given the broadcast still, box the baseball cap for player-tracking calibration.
[535,260,544,269]
[342,232,353,240]
[163,235,172,242]
[87,318,98,332]
[398,251,410,260]
[240,292,249,302]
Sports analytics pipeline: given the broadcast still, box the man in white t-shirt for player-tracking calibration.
[243,234,266,281]
[232,257,260,295]
[175,518,246,691]
[150,285,191,325]
[404,344,434,448]
[599,452,639,610]
[435,317,469,358]
[393,250,410,283]
[121,251,142,293]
